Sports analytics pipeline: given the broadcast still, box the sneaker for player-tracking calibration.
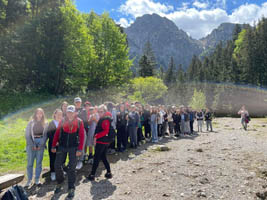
[87,174,95,181]
[88,154,93,160]
[76,161,83,170]
[105,172,112,179]
[54,185,62,194]
[51,172,56,181]
[34,179,41,186]
[88,158,94,164]
[107,149,116,155]
[67,188,75,198]
[24,180,31,188]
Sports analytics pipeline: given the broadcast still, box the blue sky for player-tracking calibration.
[75,0,267,39]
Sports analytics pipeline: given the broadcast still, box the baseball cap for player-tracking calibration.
[67,105,75,113]
[74,97,82,103]
[84,101,91,106]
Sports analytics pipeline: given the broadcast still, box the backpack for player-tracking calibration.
[106,125,116,143]
[2,185,28,200]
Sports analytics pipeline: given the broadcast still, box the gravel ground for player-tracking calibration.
[26,117,267,200]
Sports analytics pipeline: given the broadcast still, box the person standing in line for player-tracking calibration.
[137,107,145,145]
[116,103,128,152]
[52,105,85,198]
[61,101,68,118]
[173,109,181,137]
[25,108,47,187]
[238,105,250,131]
[189,107,195,134]
[157,107,164,138]
[86,106,99,162]
[106,102,117,154]
[74,97,88,170]
[167,109,174,136]
[196,109,204,132]
[143,105,151,140]
[205,108,213,132]
[180,107,186,136]
[127,105,139,148]
[43,109,63,181]
[150,107,158,143]
[87,105,113,181]
[184,108,190,135]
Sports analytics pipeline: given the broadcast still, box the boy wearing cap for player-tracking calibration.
[52,105,85,198]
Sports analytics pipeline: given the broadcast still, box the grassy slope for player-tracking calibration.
[0,98,64,175]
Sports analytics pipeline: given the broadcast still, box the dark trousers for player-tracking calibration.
[190,120,194,133]
[55,147,77,189]
[157,124,163,137]
[168,122,174,134]
[117,125,127,150]
[174,122,181,135]
[48,144,56,172]
[144,122,151,138]
[163,121,168,134]
[90,143,110,176]
[137,127,144,143]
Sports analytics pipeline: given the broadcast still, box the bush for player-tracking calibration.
[129,77,168,104]
[189,89,207,110]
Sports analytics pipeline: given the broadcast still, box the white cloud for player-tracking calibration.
[229,3,267,25]
[116,18,131,27]
[193,1,209,9]
[164,8,229,39]
[119,0,174,18]
[118,1,267,39]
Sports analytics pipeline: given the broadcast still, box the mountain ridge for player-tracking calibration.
[124,13,243,70]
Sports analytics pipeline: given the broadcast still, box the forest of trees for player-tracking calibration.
[1,0,267,117]
[0,0,132,95]
[137,18,267,116]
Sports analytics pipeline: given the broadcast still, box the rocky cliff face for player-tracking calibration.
[125,14,242,70]
[200,23,241,51]
[125,14,203,69]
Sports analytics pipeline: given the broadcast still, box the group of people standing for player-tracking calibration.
[25,98,216,198]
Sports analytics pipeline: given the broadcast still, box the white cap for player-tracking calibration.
[74,97,82,103]
[67,105,75,113]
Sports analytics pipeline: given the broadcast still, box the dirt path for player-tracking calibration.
[27,118,267,200]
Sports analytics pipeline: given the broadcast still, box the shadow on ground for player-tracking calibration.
[25,131,202,199]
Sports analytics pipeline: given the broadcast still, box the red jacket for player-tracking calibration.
[95,112,112,144]
[52,117,85,151]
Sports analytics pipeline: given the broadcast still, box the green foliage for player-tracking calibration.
[84,12,132,90]
[129,77,168,104]
[138,55,155,77]
[0,0,132,96]
[138,41,157,77]
[164,56,177,86]
[189,89,206,110]
[0,92,54,118]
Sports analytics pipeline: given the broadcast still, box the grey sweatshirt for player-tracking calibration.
[25,120,48,148]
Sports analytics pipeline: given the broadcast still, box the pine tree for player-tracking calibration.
[143,41,157,70]
[164,56,176,86]
[138,54,154,77]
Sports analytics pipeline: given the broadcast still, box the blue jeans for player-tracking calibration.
[151,122,158,142]
[34,138,42,148]
[26,146,44,182]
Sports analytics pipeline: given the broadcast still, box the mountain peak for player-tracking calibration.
[125,13,203,70]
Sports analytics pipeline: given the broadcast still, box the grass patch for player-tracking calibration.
[0,118,50,175]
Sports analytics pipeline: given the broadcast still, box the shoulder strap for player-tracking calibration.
[59,119,65,141]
